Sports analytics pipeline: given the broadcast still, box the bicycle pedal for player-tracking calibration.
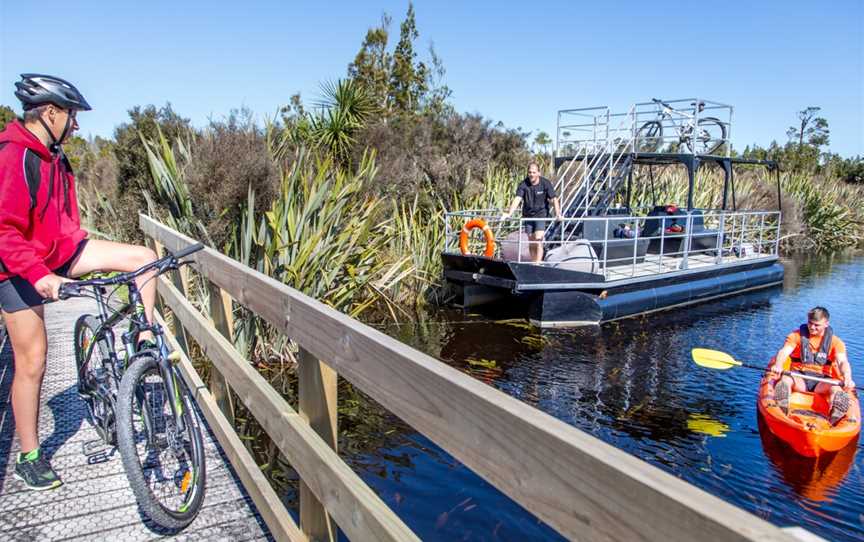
[82,439,113,463]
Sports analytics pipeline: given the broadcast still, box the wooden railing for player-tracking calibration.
[140,215,798,542]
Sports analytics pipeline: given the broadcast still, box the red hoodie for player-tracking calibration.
[0,120,87,286]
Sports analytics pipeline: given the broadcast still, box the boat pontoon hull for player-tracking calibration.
[443,253,783,327]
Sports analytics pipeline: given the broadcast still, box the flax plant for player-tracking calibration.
[78,184,120,240]
[383,166,517,306]
[228,148,401,314]
[139,126,212,244]
[382,195,447,306]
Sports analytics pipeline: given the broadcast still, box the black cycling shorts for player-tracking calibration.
[0,240,88,313]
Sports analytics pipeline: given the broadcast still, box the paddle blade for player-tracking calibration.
[691,348,742,370]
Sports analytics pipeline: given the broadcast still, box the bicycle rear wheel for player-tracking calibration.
[74,315,118,445]
[635,121,663,152]
[684,117,727,154]
[116,355,206,530]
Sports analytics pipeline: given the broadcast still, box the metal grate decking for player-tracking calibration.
[602,252,773,281]
[0,298,273,541]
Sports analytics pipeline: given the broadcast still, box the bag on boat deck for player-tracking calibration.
[499,231,532,262]
[545,241,598,273]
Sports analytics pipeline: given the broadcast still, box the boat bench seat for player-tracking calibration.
[581,220,650,267]
[642,209,720,256]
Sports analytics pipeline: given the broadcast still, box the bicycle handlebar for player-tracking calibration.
[653,97,706,113]
[173,242,205,260]
[57,243,205,300]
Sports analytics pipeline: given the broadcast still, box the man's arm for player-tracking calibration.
[835,351,855,390]
[552,197,562,220]
[545,180,562,220]
[0,150,52,286]
[501,196,522,219]
[770,343,795,376]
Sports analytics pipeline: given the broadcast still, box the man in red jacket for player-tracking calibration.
[0,74,157,490]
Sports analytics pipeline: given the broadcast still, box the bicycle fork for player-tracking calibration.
[160,356,188,436]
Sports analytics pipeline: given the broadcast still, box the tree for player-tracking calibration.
[423,43,453,118]
[348,4,441,119]
[779,107,830,172]
[534,131,552,155]
[389,3,428,115]
[113,103,192,194]
[786,106,830,150]
[348,14,392,112]
[0,105,16,131]
[827,155,864,184]
[111,104,192,240]
[62,135,91,172]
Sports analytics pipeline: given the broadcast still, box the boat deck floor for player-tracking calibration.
[601,252,772,282]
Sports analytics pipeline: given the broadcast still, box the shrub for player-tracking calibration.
[185,111,280,248]
[356,112,531,204]
[832,156,864,184]
[112,104,192,241]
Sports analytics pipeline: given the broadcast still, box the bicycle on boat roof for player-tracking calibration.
[56,242,206,529]
[636,98,727,155]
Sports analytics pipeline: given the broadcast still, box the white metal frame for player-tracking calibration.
[556,98,733,160]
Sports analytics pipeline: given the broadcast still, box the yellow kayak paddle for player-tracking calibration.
[691,348,853,388]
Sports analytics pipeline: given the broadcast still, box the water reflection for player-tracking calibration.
[433,288,781,447]
[759,416,858,504]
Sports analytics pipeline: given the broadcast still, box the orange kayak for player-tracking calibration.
[757,366,860,458]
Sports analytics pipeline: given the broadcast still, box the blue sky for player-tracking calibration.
[2,1,862,156]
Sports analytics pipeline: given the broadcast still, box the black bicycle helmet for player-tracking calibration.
[14,73,91,111]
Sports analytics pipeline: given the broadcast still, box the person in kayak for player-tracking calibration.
[770,306,856,425]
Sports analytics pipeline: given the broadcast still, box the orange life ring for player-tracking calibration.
[459,218,496,257]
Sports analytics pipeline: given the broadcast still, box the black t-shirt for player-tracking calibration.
[516,177,556,218]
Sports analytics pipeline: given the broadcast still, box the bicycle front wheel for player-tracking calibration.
[116,355,206,530]
[685,117,727,155]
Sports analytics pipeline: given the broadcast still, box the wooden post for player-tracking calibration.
[298,346,337,542]
[206,281,236,424]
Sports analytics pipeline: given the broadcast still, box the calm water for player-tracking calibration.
[351,253,864,541]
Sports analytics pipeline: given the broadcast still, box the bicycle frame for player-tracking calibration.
[68,246,204,444]
[654,99,700,143]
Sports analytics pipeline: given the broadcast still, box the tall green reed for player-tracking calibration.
[627,165,864,251]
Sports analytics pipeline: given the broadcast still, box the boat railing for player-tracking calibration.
[445,209,781,281]
[556,98,733,159]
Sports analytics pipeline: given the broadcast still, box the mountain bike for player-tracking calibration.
[635,98,727,154]
[61,243,206,529]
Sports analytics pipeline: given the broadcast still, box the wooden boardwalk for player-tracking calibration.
[0,298,273,541]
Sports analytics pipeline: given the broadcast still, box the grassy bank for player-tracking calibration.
[628,165,864,251]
